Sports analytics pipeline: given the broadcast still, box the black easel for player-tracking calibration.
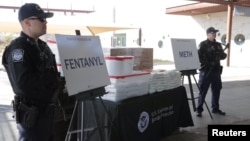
[181,69,213,119]
[65,30,112,140]
[65,87,112,141]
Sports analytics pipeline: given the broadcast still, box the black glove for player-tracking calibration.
[225,43,230,50]
[220,52,227,60]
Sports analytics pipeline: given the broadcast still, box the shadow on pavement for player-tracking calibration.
[161,79,250,141]
[1,79,250,141]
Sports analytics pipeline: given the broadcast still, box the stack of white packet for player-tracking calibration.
[148,70,182,94]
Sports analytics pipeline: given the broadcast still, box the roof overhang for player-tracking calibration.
[166,2,227,15]
[166,0,250,16]
[0,5,95,14]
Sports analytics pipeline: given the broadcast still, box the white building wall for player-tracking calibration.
[118,11,250,67]
[192,12,250,67]
[1,1,250,67]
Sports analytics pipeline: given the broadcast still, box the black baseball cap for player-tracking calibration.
[18,3,54,22]
[206,27,219,34]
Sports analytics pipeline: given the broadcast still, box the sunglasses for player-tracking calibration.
[208,32,216,35]
[28,17,47,23]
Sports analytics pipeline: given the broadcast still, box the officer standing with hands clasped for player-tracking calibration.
[196,27,228,117]
[2,3,64,141]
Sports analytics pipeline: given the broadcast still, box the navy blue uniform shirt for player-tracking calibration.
[2,32,59,104]
[198,39,225,71]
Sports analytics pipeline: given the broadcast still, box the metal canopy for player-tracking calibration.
[166,0,250,15]
[0,5,95,14]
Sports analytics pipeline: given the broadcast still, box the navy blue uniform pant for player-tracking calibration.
[196,69,222,113]
[17,105,55,141]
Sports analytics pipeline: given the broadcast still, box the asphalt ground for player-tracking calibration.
[1,64,250,141]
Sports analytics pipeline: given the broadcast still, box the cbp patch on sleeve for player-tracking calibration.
[12,49,24,62]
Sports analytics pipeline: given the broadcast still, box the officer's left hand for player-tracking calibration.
[220,52,227,60]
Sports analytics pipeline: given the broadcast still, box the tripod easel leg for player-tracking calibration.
[191,74,213,119]
[65,97,112,141]
[187,74,197,112]
[204,98,213,119]
[65,87,112,141]
[80,100,85,141]
[65,101,79,141]
[191,75,213,119]
[181,70,213,120]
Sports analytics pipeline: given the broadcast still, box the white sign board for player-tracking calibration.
[55,34,111,96]
[171,38,200,71]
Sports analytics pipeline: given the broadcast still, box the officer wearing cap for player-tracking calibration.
[196,26,227,117]
[1,3,63,141]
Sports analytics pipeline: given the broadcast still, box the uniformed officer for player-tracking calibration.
[1,3,62,141]
[196,27,227,117]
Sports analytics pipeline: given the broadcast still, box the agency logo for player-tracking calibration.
[138,111,150,133]
[12,49,24,62]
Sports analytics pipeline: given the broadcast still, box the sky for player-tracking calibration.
[0,0,198,34]
[0,0,202,49]
[0,0,196,24]
[0,0,197,10]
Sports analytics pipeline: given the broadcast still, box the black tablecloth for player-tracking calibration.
[81,86,194,141]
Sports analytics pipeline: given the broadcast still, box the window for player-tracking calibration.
[112,33,126,47]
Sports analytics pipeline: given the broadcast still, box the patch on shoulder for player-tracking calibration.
[12,49,24,62]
